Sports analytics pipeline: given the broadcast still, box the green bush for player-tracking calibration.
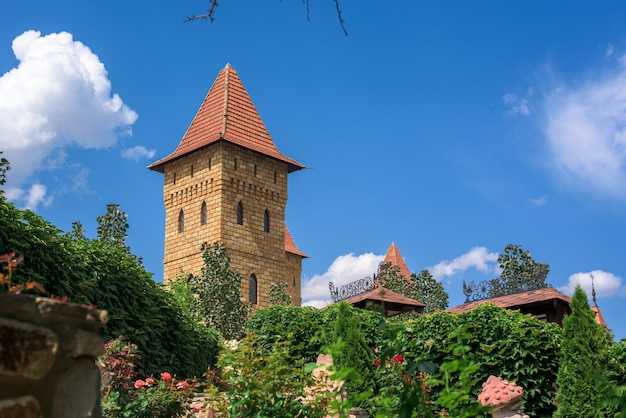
[0,198,220,377]
[392,304,562,418]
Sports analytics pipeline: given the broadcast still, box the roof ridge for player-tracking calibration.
[220,64,229,138]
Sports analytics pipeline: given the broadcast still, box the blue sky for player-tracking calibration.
[2,1,626,339]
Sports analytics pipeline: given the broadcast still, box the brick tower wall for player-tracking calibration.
[161,141,302,309]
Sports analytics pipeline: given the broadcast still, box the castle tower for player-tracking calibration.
[148,64,307,307]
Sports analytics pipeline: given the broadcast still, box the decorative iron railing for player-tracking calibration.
[462,275,549,303]
[329,275,377,302]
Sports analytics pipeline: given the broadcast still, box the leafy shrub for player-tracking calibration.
[391,304,561,417]
[217,334,327,417]
[0,198,220,377]
[100,336,199,418]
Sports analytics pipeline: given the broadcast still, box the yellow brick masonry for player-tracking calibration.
[161,141,302,309]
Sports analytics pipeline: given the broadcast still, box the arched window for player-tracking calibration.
[200,201,207,225]
[263,209,270,233]
[237,201,243,225]
[178,209,184,233]
[249,274,258,304]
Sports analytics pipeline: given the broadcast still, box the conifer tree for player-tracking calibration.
[554,283,610,418]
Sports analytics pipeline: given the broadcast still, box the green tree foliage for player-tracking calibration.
[602,339,626,416]
[217,334,327,417]
[490,244,550,296]
[192,241,251,340]
[0,198,220,377]
[0,151,9,191]
[390,304,562,417]
[554,284,611,418]
[377,263,449,313]
[97,203,130,249]
[247,303,387,365]
[269,282,292,306]
[332,302,375,402]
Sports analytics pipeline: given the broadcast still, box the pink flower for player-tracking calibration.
[391,354,405,363]
[193,405,202,413]
[161,372,172,382]
[104,343,108,349]
[145,377,156,386]
[374,359,381,367]
[176,381,189,389]
[134,379,145,389]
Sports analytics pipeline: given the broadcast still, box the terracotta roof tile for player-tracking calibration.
[285,225,308,258]
[448,287,571,314]
[383,242,411,279]
[592,306,607,326]
[148,63,304,173]
[345,286,425,307]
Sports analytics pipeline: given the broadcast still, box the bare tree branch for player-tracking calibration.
[184,0,348,36]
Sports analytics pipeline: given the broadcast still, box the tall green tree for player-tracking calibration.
[377,263,449,313]
[489,244,550,297]
[0,151,9,192]
[554,284,610,418]
[97,203,129,248]
[192,242,251,340]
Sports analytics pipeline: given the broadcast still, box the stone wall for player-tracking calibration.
[0,293,107,418]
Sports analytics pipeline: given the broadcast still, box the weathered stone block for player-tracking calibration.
[71,329,105,358]
[0,318,58,380]
[51,360,101,418]
[0,396,43,418]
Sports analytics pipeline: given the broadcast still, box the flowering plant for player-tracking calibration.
[370,353,435,417]
[99,336,199,418]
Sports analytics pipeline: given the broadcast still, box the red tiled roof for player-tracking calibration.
[383,242,411,279]
[345,286,425,307]
[148,64,305,173]
[592,306,607,326]
[448,287,571,314]
[285,225,308,258]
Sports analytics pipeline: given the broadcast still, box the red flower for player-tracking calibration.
[176,381,189,389]
[134,379,145,389]
[391,354,405,363]
[145,377,156,386]
[374,358,381,367]
[161,371,172,382]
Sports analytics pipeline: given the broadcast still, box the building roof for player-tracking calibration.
[448,287,571,314]
[148,63,305,173]
[346,286,425,308]
[382,242,411,279]
[592,306,607,326]
[285,226,308,258]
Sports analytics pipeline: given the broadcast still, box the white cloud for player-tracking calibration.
[121,145,156,161]
[528,195,548,206]
[5,183,53,210]
[0,30,137,195]
[543,56,626,199]
[606,43,615,58]
[559,270,625,299]
[503,92,530,116]
[429,247,499,281]
[301,252,384,308]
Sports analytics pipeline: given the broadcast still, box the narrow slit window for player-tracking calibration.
[191,165,194,177]
[254,164,257,176]
[237,201,243,225]
[208,157,212,170]
[178,210,184,233]
[234,158,238,171]
[249,274,258,304]
[274,171,277,184]
[200,201,207,225]
[263,209,270,233]
[173,172,177,185]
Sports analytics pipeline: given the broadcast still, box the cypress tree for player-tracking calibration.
[554,283,609,417]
